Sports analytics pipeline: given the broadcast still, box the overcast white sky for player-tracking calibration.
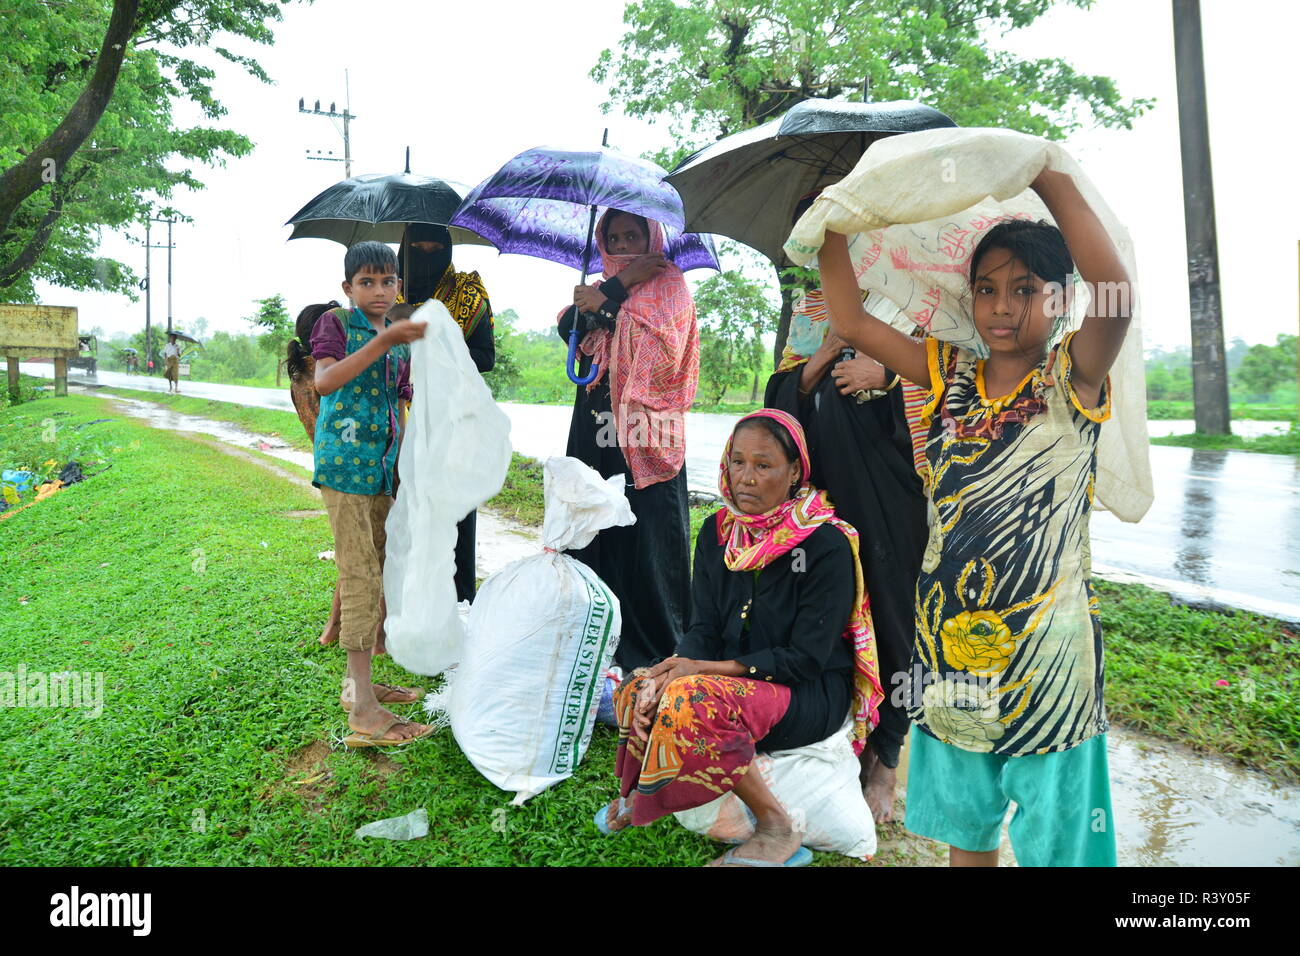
[31,0,1300,351]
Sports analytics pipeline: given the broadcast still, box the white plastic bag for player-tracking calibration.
[383,300,513,676]
[785,127,1152,523]
[673,719,877,861]
[353,808,429,841]
[430,457,635,803]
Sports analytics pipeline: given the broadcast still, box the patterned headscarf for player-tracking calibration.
[715,409,885,754]
[573,208,699,490]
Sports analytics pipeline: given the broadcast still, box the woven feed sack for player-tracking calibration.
[433,456,634,802]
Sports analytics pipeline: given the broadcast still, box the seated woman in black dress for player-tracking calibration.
[594,409,886,866]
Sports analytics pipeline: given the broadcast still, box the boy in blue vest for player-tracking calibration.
[311,241,430,747]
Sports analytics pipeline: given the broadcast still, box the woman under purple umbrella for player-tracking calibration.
[556,208,700,671]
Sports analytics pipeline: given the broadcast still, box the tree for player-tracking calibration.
[693,267,779,405]
[482,308,523,399]
[246,294,292,386]
[0,0,291,301]
[1235,335,1297,402]
[198,330,271,382]
[593,0,1154,364]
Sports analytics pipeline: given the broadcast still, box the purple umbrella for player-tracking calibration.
[451,193,720,274]
[451,142,720,384]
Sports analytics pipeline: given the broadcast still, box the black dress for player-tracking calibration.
[452,312,494,604]
[677,516,856,752]
[764,366,926,767]
[557,278,691,671]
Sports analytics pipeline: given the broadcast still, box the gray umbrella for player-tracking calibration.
[666,99,957,265]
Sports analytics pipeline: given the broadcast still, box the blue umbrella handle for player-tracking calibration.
[567,326,599,385]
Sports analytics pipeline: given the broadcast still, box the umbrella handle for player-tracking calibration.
[567,326,599,385]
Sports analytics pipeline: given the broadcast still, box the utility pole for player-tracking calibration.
[143,216,177,374]
[1173,0,1230,434]
[300,71,356,177]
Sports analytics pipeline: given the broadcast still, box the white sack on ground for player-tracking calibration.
[383,300,512,676]
[673,719,877,861]
[429,456,634,803]
[784,127,1152,523]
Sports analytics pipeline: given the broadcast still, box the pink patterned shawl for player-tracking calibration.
[573,209,699,490]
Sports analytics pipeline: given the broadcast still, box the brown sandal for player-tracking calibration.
[342,715,434,749]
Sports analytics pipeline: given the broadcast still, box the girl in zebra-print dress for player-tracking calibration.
[817,167,1132,867]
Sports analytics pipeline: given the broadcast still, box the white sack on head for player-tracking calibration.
[784,126,1152,523]
[383,299,513,676]
[433,456,635,803]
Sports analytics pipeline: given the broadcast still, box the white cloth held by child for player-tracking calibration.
[383,300,513,676]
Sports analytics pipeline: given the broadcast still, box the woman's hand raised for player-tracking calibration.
[617,253,668,288]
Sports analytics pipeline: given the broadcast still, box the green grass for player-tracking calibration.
[0,394,725,865]
[1096,580,1298,780]
[3,373,54,409]
[1146,400,1297,422]
[488,454,547,527]
[1150,424,1300,456]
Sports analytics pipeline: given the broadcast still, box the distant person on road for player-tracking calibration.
[397,223,495,605]
[555,208,699,672]
[163,334,182,393]
[311,241,431,748]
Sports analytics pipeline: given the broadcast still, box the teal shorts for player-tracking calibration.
[905,726,1116,867]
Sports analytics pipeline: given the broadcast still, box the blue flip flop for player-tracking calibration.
[593,797,633,835]
[719,845,813,867]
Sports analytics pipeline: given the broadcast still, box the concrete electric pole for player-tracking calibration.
[299,71,356,178]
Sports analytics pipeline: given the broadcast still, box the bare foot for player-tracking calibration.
[710,822,801,866]
[340,682,422,710]
[865,759,898,824]
[348,703,429,742]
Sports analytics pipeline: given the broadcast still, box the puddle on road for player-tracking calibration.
[1107,726,1300,867]
[104,390,1300,867]
[106,395,315,472]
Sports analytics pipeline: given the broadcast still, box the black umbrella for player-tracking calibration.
[285,152,490,249]
[666,98,957,265]
[166,331,201,346]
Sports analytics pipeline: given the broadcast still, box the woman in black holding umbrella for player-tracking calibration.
[398,222,495,604]
[557,209,699,672]
[764,191,928,824]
